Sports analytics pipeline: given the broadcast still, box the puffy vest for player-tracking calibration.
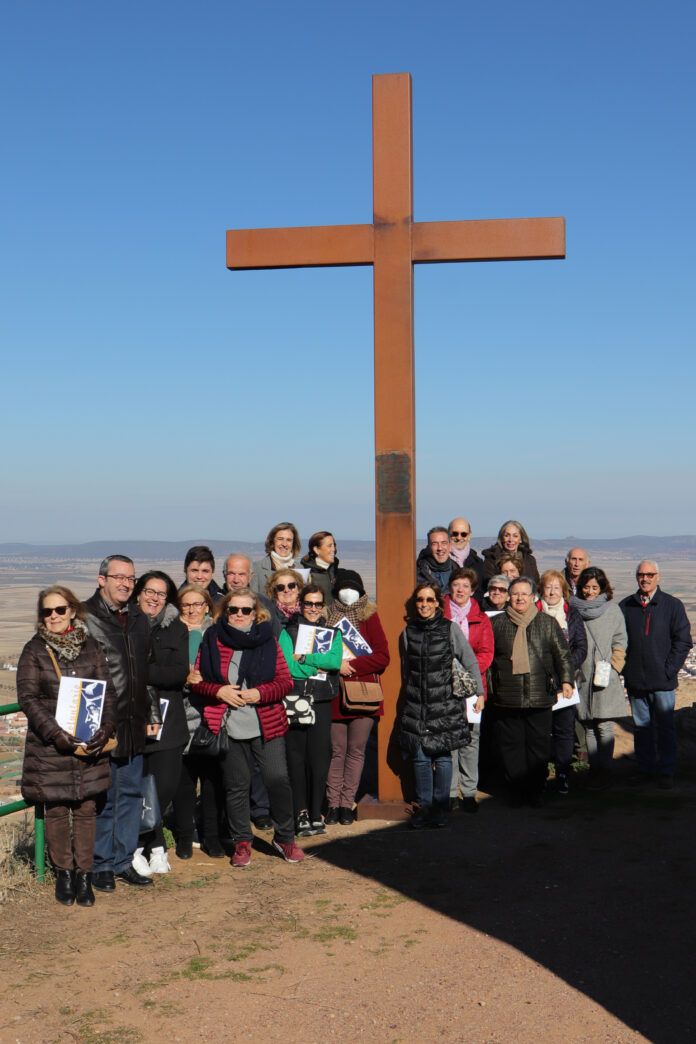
[400,615,469,755]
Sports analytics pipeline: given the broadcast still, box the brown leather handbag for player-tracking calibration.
[339,677,383,714]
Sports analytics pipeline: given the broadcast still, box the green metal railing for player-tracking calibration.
[0,702,45,882]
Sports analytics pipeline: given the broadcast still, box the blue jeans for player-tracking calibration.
[628,689,676,775]
[94,754,144,874]
[411,745,452,811]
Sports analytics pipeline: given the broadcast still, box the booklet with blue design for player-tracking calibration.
[55,678,106,741]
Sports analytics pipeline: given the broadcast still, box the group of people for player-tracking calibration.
[16,518,692,906]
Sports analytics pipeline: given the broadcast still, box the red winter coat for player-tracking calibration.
[191,639,291,742]
[329,606,390,721]
[443,596,494,699]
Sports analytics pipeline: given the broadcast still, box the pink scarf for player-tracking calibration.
[450,546,469,568]
[449,597,471,639]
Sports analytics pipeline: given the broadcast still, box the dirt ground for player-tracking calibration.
[2,686,696,1044]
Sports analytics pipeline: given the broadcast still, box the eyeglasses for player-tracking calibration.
[41,605,69,618]
[105,574,136,585]
[450,530,470,538]
[275,582,297,592]
[142,587,167,600]
[637,572,657,579]
[416,597,437,605]
[180,601,206,611]
[227,606,254,617]
[302,600,324,608]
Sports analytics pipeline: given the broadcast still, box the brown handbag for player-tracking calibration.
[340,677,383,714]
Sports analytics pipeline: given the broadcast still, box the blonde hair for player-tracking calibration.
[218,587,270,624]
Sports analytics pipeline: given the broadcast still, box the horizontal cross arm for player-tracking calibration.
[226,224,374,270]
[412,217,565,263]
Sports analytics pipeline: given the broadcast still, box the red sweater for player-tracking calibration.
[443,596,494,699]
[192,639,291,742]
[331,609,390,722]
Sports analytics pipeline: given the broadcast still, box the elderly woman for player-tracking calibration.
[17,586,117,906]
[266,568,304,634]
[482,520,540,585]
[251,522,302,596]
[191,588,303,867]
[171,585,224,860]
[325,570,390,825]
[536,570,587,794]
[400,583,484,829]
[279,584,343,836]
[444,568,494,812]
[300,531,340,608]
[498,553,524,582]
[571,567,628,788]
[482,574,510,615]
[132,571,189,875]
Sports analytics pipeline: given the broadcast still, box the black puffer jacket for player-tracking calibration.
[482,545,540,585]
[144,604,190,754]
[82,591,154,757]
[399,614,470,756]
[490,610,573,709]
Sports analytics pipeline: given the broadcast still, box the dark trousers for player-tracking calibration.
[219,735,294,844]
[552,705,577,776]
[142,744,185,852]
[172,752,225,846]
[45,798,98,872]
[285,701,333,822]
[250,760,270,818]
[495,706,552,798]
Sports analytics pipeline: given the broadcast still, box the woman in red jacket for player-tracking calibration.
[325,570,390,825]
[444,568,494,812]
[191,588,303,868]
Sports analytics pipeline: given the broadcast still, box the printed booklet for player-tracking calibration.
[294,624,336,656]
[332,615,373,660]
[55,677,106,742]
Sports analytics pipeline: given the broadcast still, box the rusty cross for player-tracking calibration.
[227,73,565,806]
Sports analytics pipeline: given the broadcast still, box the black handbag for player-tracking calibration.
[188,713,230,757]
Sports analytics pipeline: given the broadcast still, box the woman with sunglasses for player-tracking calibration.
[131,571,189,876]
[278,584,343,836]
[482,575,510,615]
[266,568,304,635]
[191,588,303,867]
[17,586,117,906]
[399,583,484,828]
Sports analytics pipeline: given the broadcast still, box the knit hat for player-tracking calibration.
[332,568,365,597]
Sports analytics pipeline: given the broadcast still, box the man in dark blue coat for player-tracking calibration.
[620,560,692,787]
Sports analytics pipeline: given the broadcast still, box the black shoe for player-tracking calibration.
[295,810,313,837]
[252,815,274,831]
[201,842,225,858]
[409,808,429,830]
[556,774,569,796]
[324,807,339,825]
[54,868,75,906]
[175,840,193,860]
[338,807,356,825]
[461,796,479,814]
[75,871,95,907]
[428,809,448,828]
[92,870,116,892]
[116,866,153,887]
[449,797,462,813]
[311,819,326,835]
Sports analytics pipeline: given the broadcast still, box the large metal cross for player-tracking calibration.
[227,73,565,806]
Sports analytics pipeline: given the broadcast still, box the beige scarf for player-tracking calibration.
[506,602,539,675]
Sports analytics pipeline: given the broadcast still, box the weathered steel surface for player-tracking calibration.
[225,72,565,802]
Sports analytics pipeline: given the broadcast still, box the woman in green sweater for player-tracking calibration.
[279,584,343,836]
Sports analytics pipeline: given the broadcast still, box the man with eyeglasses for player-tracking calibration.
[620,561,692,788]
[83,555,157,889]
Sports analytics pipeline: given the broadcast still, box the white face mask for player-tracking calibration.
[339,588,360,606]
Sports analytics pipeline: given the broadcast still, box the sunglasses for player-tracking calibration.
[227,606,254,617]
[41,605,70,618]
[302,600,324,608]
[488,586,507,593]
[450,530,470,538]
[275,582,298,592]
[416,597,437,605]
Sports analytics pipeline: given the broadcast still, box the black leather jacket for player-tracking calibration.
[490,610,573,709]
[82,591,156,757]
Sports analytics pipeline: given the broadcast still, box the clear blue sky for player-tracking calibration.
[1,1,693,543]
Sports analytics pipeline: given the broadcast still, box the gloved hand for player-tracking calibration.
[83,726,111,756]
[51,727,78,754]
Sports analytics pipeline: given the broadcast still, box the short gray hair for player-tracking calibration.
[98,554,135,578]
[637,559,659,575]
[509,577,537,598]
[488,574,510,590]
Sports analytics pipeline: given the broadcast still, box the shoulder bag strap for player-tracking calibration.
[45,645,62,680]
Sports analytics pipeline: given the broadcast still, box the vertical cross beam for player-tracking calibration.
[372,74,415,799]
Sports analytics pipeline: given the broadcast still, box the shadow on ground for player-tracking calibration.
[314,707,696,1041]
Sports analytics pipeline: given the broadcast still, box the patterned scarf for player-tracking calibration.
[326,593,369,627]
[38,621,88,662]
[276,600,299,619]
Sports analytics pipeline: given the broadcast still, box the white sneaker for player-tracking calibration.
[148,846,171,874]
[132,847,154,877]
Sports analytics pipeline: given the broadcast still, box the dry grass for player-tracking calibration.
[0,812,47,907]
